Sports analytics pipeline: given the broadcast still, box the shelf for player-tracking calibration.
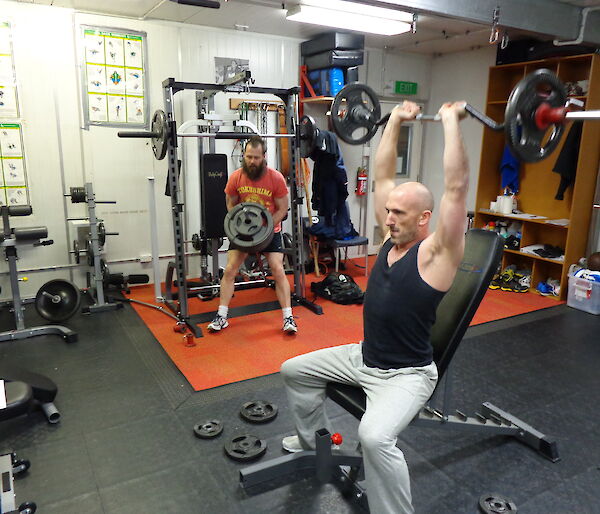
[301,96,334,104]
[477,210,569,228]
[504,249,564,265]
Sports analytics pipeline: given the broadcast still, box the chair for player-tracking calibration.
[326,235,370,276]
[239,230,559,509]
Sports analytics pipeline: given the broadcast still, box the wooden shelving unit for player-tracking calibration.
[474,54,600,300]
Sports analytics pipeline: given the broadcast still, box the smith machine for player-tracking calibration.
[119,73,321,338]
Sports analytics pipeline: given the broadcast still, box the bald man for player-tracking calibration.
[280,100,469,514]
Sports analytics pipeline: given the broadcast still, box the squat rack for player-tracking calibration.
[160,77,321,337]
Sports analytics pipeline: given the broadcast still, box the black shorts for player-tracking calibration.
[229,232,283,253]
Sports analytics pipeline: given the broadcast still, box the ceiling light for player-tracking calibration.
[169,0,220,8]
[286,2,413,36]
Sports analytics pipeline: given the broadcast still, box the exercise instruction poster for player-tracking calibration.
[82,26,148,127]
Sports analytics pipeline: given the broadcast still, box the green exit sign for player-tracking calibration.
[395,81,418,95]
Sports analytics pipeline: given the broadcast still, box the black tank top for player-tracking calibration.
[362,239,446,369]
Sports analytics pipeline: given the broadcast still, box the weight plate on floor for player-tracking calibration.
[193,419,224,439]
[35,279,81,322]
[224,434,267,462]
[478,493,517,513]
[240,400,278,423]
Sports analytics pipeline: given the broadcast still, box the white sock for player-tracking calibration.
[218,305,229,318]
[282,307,292,320]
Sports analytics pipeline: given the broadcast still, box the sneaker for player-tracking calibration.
[282,435,304,453]
[509,273,531,293]
[283,316,298,334]
[546,278,561,297]
[282,434,340,453]
[488,273,502,290]
[537,281,552,296]
[207,314,229,332]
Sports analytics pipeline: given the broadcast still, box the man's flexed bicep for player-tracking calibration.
[373,102,421,232]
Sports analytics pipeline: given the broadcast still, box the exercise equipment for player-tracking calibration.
[0,206,77,344]
[193,420,224,439]
[479,493,517,513]
[299,114,317,158]
[239,400,278,423]
[240,230,560,509]
[118,78,322,338]
[0,452,37,514]
[224,435,267,462]
[34,279,81,323]
[224,202,274,253]
[67,182,121,314]
[324,69,599,163]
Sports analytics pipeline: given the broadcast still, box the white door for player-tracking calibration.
[365,101,424,254]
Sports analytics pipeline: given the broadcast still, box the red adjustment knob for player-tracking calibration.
[331,433,343,446]
[173,323,186,333]
[183,333,195,347]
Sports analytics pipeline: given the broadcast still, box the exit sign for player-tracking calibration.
[395,81,418,95]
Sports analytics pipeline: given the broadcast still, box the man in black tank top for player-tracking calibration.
[281,101,470,514]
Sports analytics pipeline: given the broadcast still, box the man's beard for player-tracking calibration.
[243,160,266,180]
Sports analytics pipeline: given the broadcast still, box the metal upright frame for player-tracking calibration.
[160,78,322,337]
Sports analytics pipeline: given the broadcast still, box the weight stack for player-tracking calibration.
[201,154,228,239]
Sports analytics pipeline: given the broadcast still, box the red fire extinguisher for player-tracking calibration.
[356,167,368,196]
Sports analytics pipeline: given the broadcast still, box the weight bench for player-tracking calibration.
[240,229,559,509]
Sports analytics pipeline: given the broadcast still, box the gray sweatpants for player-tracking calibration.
[280,342,438,514]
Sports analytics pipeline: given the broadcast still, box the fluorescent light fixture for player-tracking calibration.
[286,2,413,36]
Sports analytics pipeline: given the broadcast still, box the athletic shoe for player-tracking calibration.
[499,267,516,291]
[537,281,552,296]
[207,314,229,332]
[283,316,298,334]
[282,434,340,453]
[509,273,531,293]
[488,273,502,290]
[282,435,304,453]
[546,278,561,296]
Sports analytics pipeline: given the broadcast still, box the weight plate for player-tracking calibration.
[98,222,106,247]
[478,493,517,514]
[34,279,81,322]
[191,233,201,251]
[151,109,168,160]
[224,202,274,253]
[505,69,566,163]
[224,434,267,462]
[72,240,80,264]
[240,400,278,423]
[193,419,224,439]
[69,186,86,203]
[100,258,108,277]
[86,238,94,267]
[299,114,317,158]
[331,83,381,145]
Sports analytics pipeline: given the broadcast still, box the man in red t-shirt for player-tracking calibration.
[207,135,297,334]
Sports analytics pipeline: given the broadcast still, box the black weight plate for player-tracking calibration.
[299,114,317,158]
[505,69,566,163]
[224,202,274,253]
[193,419,224,439]
[191,233,201,251]
[98,222,106,247]
[224,434,267,462]
[479,493,517,514]
[69,186,86,203]
[72,240,80,264]
[35,279,81,322]
[100,258,108,277]
[151,109,168,160]
[331,83,381,145]
[240,400,278,423]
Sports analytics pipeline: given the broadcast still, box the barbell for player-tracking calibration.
[118,69,598,164]
[319,68,599,163]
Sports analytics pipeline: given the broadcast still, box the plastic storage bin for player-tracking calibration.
[567,274,600,315]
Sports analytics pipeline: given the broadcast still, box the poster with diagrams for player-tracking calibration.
[0,123,29,206]
[0,21,19,119]
[82,26,148,127]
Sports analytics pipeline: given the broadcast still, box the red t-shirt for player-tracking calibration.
[224,166,288,232]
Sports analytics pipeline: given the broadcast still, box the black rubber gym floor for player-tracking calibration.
[1,300,598,513]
